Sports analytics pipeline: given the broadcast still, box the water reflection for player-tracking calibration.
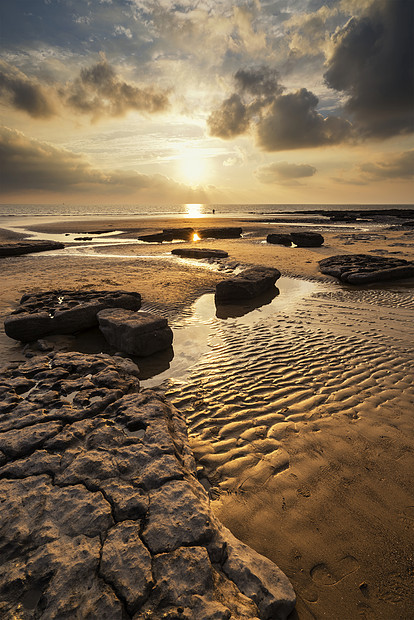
[215,287,280,319]
[185,204,203,218]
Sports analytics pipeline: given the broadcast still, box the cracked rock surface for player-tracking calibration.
[319,254,414,284]
[4,289,142,342]
[0,352,295,619]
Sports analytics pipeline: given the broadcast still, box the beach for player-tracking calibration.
[0,211,413,618]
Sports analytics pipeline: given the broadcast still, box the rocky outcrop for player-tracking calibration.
[0,240,65,257]
[172,248,229,259]
[4,290,142,342]
[198,227,242,239]
[98,309,173,356]
[138,228,243,243]
[267,232,324,247]
[0,352,296,619]
[319,254,414,284]
[216,267,281,303]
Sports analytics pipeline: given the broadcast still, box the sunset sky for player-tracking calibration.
[0,0,413,205]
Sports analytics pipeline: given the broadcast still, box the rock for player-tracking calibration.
[198,227,242,239]
[98,309,173,356]
[4,289,141,342]
[138,231,174,242]
[266,234,292,246]
[73,236,93,241]
[163,227,195,241]
[100,521,153,614]
[319,254,414,284]
[215,267,281,303]
[290,232,324,247]
[172,248,229,259]
[267,232,324,247]
[0,352,295,619]
[0,240,65,257]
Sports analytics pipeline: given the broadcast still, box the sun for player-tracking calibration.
[178,149,208,186]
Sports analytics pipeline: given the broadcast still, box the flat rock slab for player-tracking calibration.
[138,227,242,243]
[319,254,414,284]
[215,266,281,303]
[198,227,242,239]
[98,309,173,356]
[267,232,324,247]
[4,290,142,342]
[0,352,295,619]
[0,240,65,257]
[171,248,229,259]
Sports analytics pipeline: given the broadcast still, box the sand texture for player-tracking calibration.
[0,214,413,618]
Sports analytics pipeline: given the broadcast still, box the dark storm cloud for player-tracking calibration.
[256,88,351,150]
[207,94,250,139]
[208,66,352,150]
[359,150,414,180]
[0,62,55,118]
[234,66,283,98]
[324,0,414,138]
[63,57,170,118]
[255,161,317,184]
[0,58,169,120]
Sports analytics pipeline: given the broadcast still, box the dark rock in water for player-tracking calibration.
[138,231,174,243]
[290,232,324,247]
[319,254,414,284]
[267,232,324,247]
[171,248,228,259]
[198,227,242,239]
[0,240,65,257]
[4,290,142,342]
[267,233,292,246]
[98,309,173,356]
[163,227,195,241]
[0,352,295,619]
[215,266,281,303]
[73,236,93,241]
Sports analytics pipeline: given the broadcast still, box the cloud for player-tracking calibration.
[324,0,414,138]
[0,126,206,202]
[0,57,170,121]
[208,66,352,150]
[359,150,414,180]
[0,61,56,118]
[255,161,317,184]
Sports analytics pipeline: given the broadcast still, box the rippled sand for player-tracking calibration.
[165,280,414,619]
[1,215,413,618]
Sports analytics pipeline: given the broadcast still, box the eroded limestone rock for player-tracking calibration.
[215,266,281,303]
[0,352,295,619]
[319,254,414,284]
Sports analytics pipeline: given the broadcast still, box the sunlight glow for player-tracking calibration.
[185,203,203,218]
[179,150,207,185]
[193,233,201,241]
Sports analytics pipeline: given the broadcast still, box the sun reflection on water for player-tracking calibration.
[185,203,203,218]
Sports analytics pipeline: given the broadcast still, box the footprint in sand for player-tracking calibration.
[357,601,376,619]
[310,555,360,586]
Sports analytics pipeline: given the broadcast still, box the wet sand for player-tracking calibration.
[0,215,413,618]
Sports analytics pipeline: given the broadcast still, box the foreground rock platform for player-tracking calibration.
[319,254,414,284]
[216,267,281,303]
[267,232,324,247]
[4,290,142,342]
[0,352,295,619]
[98,309,173,356]
[171,248,229,259]
[0,240,65,257]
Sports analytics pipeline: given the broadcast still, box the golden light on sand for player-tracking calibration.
[185,203,203,218]
[193,233,201,241]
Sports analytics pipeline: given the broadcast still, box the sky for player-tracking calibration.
[0,0,413,205]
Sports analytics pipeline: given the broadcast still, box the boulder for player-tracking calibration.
[98,309,173,356]
[198,227,242,239]
[267,232,324,247]
[266,234,292,246]
[4,290,142,342]
[171,248,228,259]
[0,240,65,257]
[215,267,281,303]
[0,352,296,619]
[162,227,195,241]
[290,232,324,247]
[319,254,414,284]
[137,231,174,243]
